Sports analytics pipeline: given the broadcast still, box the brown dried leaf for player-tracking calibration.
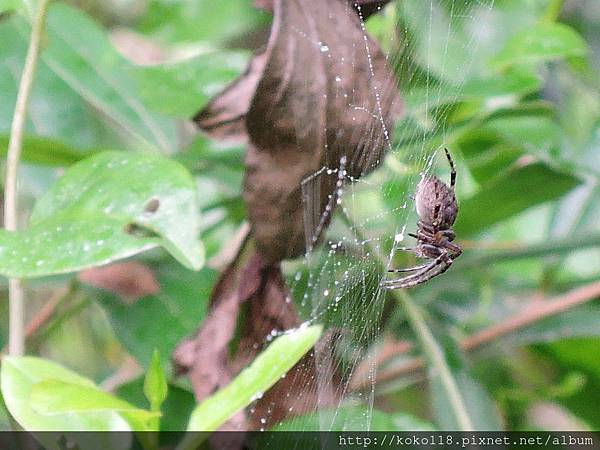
[244,0,403,262]
[232,264,341,429]
[171,249,265,431]
[254,0,393,20]
[77,262,160,302]
[193,53,267,143]
[172,263,244,394]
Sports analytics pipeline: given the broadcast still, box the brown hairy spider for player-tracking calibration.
[382,148,462,289]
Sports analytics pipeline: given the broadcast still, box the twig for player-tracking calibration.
[0,285,73,356]
[463,280,600,350]
[100,356,144,392]
[24,286,71,339]
[29,295,91,348]
[363,280,600,388]
[4,0,52,356]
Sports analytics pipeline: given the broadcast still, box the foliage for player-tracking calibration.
[0,0,600,442]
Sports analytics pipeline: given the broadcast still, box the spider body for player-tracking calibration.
[382,148,462,289]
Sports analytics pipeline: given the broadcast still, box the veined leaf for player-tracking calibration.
[0,151,203,278]
[0,134,99,166]
[30,380,158,431]
[186,325,322,432]
[1,356,134,432]
[491,23,588,69]
[11,3,177,152]
[135,51,248,118]
[456,163,580,236]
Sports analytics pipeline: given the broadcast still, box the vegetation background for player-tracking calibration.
[0,0,599,443]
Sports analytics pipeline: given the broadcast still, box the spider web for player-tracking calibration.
[248,0,496,436]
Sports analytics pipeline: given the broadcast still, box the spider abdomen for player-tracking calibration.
[415,175,457,229]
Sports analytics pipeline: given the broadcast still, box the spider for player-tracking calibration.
[381,148,462,289]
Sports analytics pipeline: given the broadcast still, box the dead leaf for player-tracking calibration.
[194,53,267,143]
[232,262,341,429]
[173,250,340,430]
[254,0,393,20]
[171,246,264,432]
[172,262,245,394]
[196,0,402,263]
[78,262,160,302]
[244,0,402,263]
[180,0,400,432]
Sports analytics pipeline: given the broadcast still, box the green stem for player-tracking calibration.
[339,212,474,430]
[455,232,600,271]
[542,0,564,23]
[4,0,52,356]
[394,290,474,430]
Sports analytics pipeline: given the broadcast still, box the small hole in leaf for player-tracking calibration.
[124,222,160,239]
[124,223,142,235]
[144,198,160,213]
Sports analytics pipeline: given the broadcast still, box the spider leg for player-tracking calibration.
[439,229,455,241]
[440,240,462,258]
[390,258,452,289]
[381,258,439,288]
[444,147,456,188]
[381,252,453,289]
[388,263,429,273]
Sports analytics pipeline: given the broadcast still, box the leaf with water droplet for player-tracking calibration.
[0,151,203,278]
[183,324,322,433]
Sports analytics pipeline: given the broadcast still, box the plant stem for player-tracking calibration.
[354,279,600,389]
[542,0,564,22]
[394,290,474,430]
[454,232,600,271]
[4,0,52,356]
[340,212,474,430]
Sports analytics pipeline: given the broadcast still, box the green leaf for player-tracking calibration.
[118,377,196,431]
[98,261,216,369]
[491,23,588,69]
[0,151,203,278]
[0,0,19,14]
[0,18,121,152]
[186,325,322,432]
[30,380,158,431]
[1,356,132,432]
[482,114,559,154]
[456,163,580,236]
[135,51,248,118]
[137,0,270,45]
[405,70,542,111]
[462,142,524,185]
[273,405,435,431]
[11,3,177,152]
[541,338,600,428]
[176,136,245,174]
[143,349,168,413]
[0,134,98,166]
